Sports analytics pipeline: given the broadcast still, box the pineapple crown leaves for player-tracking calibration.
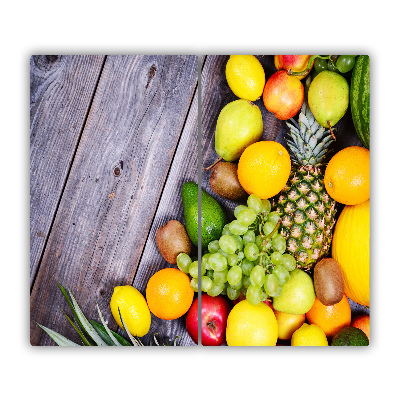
[37,283,142,346]
[37,283,182,346]
[285,101,334,167]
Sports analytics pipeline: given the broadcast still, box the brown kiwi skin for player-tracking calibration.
[313,258,345,306]
[209,162,247,201]
[156,220,191,264]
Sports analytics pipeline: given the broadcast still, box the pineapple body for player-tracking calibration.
[274,101,336,270]
[275,165,336,270]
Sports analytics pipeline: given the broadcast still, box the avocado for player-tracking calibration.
[331,326,369,346]
[181,181,227,249]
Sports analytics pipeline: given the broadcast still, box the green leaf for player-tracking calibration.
[37,324,80,346]
[118,307,143,346]
[67,288,107,346]
[62,310,92,346]
[89,319,131,346]
[94,303,122,346]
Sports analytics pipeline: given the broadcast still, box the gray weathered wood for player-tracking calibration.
[30,55,105,286]
[30,55,198,346]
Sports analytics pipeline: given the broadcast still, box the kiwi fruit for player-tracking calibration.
[313,258,345,306]
[156,220,191,264]
[209,162,247,200]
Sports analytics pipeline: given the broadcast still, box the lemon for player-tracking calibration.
[226,300,278,346]
[110,286,151,337]
[291,323,329,346]
[226,55,265,101]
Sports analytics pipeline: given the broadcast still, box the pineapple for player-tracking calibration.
[274,101,336,270]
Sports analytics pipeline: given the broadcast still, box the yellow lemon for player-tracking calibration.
[226,55,265,101]
[110,285,151,337]
[291,323,329,346]
[226,300,278,346]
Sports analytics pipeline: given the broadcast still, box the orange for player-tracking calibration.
[351,314,370,340]
[324,146,370,205]
[306,295,351,338]
[237,141,291,199]
[145,268,194,320]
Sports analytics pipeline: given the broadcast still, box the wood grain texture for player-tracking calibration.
[30,55,198,346]
[30,55,105,286]
[132,84,199,346]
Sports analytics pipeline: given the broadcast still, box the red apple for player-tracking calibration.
[263,70,304,120]
[274,55,314,79]
[186,294,231,346]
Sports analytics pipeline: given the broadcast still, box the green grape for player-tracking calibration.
[264,273,279,297]
[228,253,239,267]
[242,275,251,289]
[229,220,249,236]
[213,268,228,284]
[237,251,245,261]
[221,282,229,296]
[250,264,265,287]
[222,224,232,236]
[189,261,199,278]
[255,235,262,248]
[244,242,259,261]
[237,208,257,226]
[263,221,276,237]
[261,290,268,302]
[208,240,220,254]
[201,276,213,292]
[219,235,237,255]
[262,199,271,214]
[281,253,296,271]
[234,204,248,219]
[273,286,282,298]
[227,285,240,301]
[190,278,198,292]
[313,58,328,73]
[207,281,224,297]
[176,253,192,274]
[240,286,247,295]
[272,264,290,285]
[327,59,339,72]
[272,235,286,254]
[208,252,228,271]
[246,285,263,305]
[230,280,242,290]
[242,230,255,245]
[201,253,211,270]
[217,248,230,259]
[232,235,244,251]
[267,211,280,226]
[336,55,356,73]
[227,265,242,286]
[271,251,283,265]
[241,259,254,276]
[247,194,263,213]
[206,269,214,280]
[200,261,206,276]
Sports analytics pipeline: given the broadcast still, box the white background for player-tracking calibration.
[1,1,397,398]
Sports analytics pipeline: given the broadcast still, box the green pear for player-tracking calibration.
[215,99,263,162]
[273,269,315,315]
[308,71,349,129]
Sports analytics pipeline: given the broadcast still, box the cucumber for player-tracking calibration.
[350,55,370,149]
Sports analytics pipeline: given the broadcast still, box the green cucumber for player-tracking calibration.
[350,55,370,149]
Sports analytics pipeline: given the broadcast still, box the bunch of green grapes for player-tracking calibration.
[176,193,297,306]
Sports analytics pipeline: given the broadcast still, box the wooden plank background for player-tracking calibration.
[30,55,198,346]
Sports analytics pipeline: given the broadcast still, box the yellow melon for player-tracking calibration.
[331,199,369,307]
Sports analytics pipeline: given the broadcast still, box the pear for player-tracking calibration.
[308,71,349,131]
[214,99,263,162]
[273,269,315,315]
